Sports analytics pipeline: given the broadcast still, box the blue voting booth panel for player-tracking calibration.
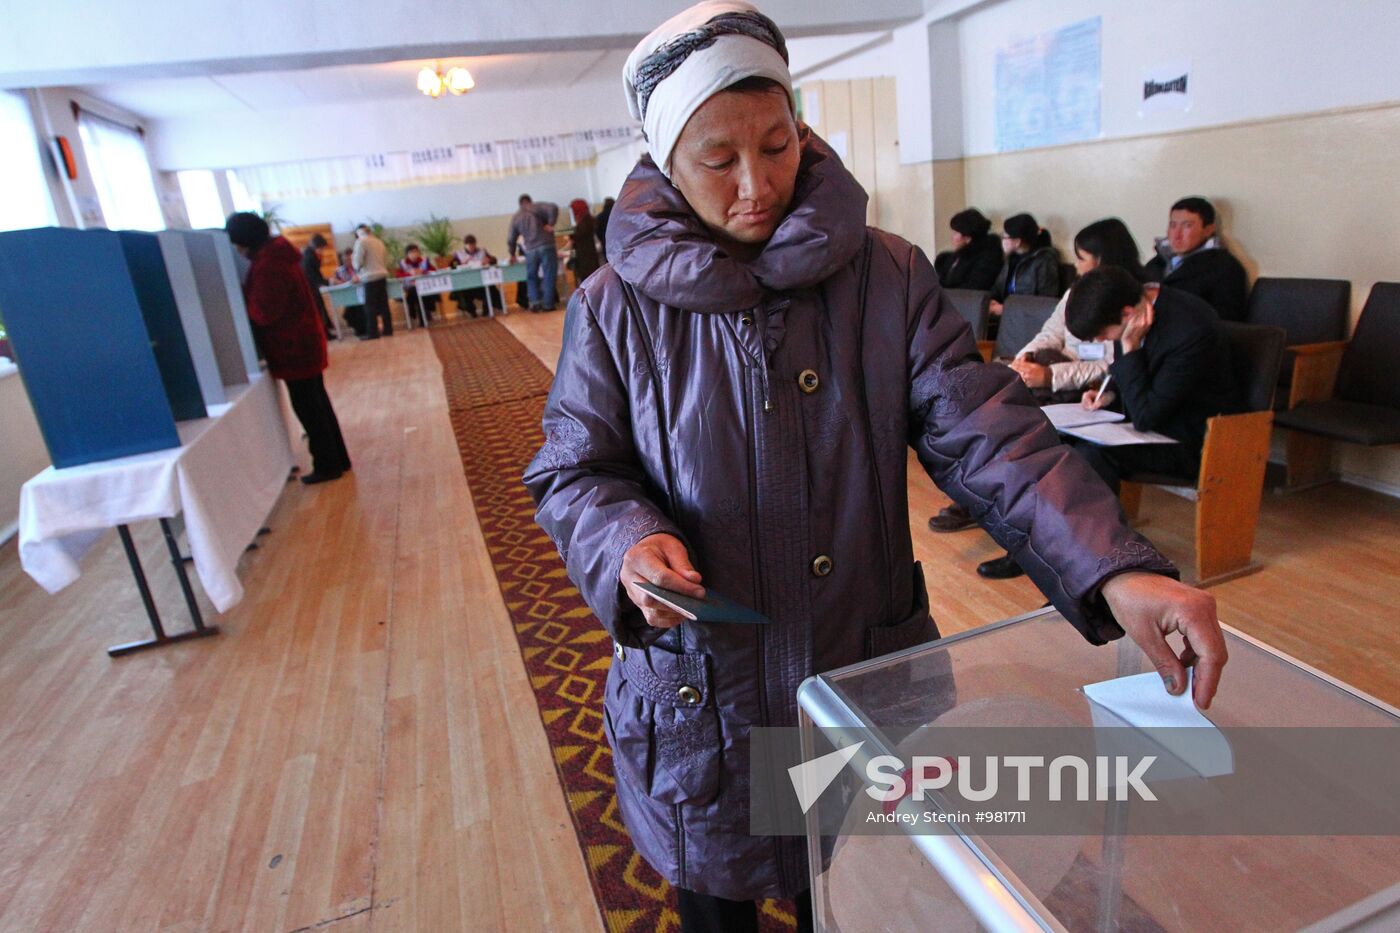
[0,227,181,468]
[117,231,207,422]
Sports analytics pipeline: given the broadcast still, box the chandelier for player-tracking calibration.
[417,62,475,98]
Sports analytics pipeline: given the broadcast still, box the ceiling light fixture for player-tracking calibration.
[417,62,475,98]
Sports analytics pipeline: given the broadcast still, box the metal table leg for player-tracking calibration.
[107,522,220,657]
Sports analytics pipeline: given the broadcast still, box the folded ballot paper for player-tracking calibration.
[1082,669,1234,782]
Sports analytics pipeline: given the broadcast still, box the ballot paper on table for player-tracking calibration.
[1082,669,1234,782]
[1058,420,1179,446]
[1040,403,1126,431]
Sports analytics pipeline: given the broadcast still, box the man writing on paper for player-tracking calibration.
[1066,266,1240,493]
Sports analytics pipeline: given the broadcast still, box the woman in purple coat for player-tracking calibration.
[524,3,1226,930]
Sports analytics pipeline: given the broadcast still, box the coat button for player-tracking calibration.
[740,314,754,327]
[798,369,820,394]
[677,685,702,706]
[812,555,833,577]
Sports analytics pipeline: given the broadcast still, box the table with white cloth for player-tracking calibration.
[18,373,295,655]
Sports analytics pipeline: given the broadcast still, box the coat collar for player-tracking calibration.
[608,127,868,313]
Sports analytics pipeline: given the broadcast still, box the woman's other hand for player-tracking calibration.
[621,534,705,630]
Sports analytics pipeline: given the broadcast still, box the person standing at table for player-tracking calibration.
[507,193,560,311]
[596,196,616,262]
[569,199,601,284]
[225,212,351,485]
[352,223,392,339]
[299,233,338,338]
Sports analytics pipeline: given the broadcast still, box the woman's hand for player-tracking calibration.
[1101,572,1228,709]
[1081,387,1116,411]
[1010,358,1050,389]
[988,300,1004,316]
[621,534,705,630]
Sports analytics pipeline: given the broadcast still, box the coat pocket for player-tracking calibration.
[864,561,940,660]
[610,642,722,807]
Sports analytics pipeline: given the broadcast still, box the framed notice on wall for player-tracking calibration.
[994,17,1102,153]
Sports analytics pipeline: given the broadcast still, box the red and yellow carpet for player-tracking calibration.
[431,319,797,932]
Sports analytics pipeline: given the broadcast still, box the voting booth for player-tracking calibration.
[797,608,1400,932]
[0,227,195,467]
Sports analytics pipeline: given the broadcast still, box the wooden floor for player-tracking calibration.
[0,308,1396,932]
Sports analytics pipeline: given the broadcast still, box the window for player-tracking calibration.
[177,169,226,229]
[225,170,260,214]
[77,111,164,231]
[0,91,57,232]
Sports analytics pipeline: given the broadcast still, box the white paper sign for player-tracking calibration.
[1140,62,1192,115]
[415,274,454,296]
[481,267,504,286]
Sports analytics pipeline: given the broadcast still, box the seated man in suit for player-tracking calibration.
[1065,266,1239,493]
[1143,196,1249,321]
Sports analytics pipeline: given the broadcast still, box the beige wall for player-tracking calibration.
[800,77,936,257]
[958,102,1400,491]
[801,81,1400,493]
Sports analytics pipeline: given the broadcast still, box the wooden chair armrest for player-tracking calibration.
[1287,340,1349,356]
[977,340,995,363]
[1288,344,1347,409]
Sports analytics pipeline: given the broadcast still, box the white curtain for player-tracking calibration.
[0,91,57,232]
[232,126,640,203]
[77,111,164,231]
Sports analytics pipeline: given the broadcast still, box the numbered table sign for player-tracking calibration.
[481,267,505,286]
[415,274,455,296]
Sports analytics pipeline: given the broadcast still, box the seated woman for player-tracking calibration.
[990,212,1060,312]
[1010,217,1144,398]
[330,248,366,337]
[524,3,1225,928]
[932,208,1002,290]
[450,235,504,317]
[396,242,439,323]
[975,218,1148,579]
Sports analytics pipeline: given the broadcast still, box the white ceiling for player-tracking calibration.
[76,32,889,123]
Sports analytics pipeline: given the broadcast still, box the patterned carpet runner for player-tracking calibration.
[429,318,797,933]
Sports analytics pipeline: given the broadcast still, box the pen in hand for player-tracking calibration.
[1092,374,1113,408]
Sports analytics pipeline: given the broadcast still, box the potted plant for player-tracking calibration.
[413,213,457,268]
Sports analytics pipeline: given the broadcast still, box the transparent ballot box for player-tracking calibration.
[796,608,1400,932]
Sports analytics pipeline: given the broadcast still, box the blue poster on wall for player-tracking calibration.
[995,17,1102,153]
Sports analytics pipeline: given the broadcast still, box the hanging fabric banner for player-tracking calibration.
[233,126,640,202]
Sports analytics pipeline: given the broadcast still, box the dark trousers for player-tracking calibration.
[343,305,366,337]
[286,375,351,476]
[1071,438,1199,495]
[676,888,813,933]
[403,285,438,323]
[363,277,392,337]
[450,286,505,318]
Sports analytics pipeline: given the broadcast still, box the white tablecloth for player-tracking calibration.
[18,374,294,612]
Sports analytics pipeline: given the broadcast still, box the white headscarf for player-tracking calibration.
[623,0,793,177]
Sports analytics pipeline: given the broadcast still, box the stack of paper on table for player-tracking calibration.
[1040,403,1126,430]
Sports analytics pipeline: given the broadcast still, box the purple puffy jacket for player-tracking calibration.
[523,130,1174,900]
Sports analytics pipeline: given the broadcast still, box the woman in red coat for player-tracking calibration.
[226,212,351,484]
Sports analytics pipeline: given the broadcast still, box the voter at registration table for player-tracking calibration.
[524,3,1228,931]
